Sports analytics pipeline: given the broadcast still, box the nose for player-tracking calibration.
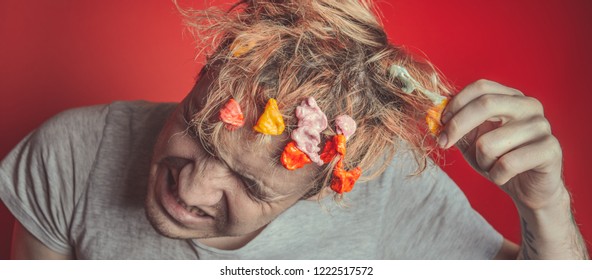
[177,161,227,208]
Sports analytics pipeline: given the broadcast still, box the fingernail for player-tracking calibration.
[441,112,452,124]
[438,132,448,148]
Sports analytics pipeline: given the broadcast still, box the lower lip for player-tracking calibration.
[159,175,214,229]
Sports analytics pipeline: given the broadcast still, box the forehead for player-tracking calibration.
[186,73,319,198]
[219,127,319,198]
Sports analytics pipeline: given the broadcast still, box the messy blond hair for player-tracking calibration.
[178,0,452,197]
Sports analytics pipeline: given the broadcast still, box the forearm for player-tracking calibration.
[515,187,588,260]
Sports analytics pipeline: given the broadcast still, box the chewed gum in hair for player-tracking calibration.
[280,141,312,170]
[389,65,416,94]
[426,98,449,136]
[320,134,361,194]
[389,64,446,105]
[253,98,285,135]
[320,134,346,164]
[330,158,362,194]
[219,98,245,130]
[230,39,256,57]
[291,97,328,165]
[335,115,356,140]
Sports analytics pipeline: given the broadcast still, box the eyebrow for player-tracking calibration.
[179,98,281,201]
[234,171,275,201]
[162,156,190,169]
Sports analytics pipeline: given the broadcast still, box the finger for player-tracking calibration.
[474,116,552,172]
[488,135,562,186]
[441,79,524,124]
[441,94,544,149]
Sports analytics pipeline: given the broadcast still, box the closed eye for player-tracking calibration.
[239,175,272,203]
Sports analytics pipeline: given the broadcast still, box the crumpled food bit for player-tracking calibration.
[389,64,416,94]
[335,115,357,140]
[219,98,244,130]
[320,134,346,164]
[330,159,362,194]
[253,98,285,135]
[280,141,312,170]
[321,134,360,193]
[230,39,256,57]
[389,64,447,105]
[426,98,449,136]
[291,97,328,165]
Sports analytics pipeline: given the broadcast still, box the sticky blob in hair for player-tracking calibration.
[177,0,453,197]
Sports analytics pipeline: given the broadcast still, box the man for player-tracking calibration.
[1,0,588,259]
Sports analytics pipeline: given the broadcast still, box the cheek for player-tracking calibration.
[153,122,179,157]
[224,191,299,232]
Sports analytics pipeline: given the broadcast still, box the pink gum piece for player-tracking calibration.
[291,97,328,165]
[335,115,356,139]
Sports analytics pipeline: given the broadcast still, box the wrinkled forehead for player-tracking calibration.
[186,70,319,198]
[219,120,321,198]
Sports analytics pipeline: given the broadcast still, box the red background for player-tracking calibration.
[1,0,590,259]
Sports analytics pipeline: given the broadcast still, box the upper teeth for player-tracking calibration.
[173,189,207,217]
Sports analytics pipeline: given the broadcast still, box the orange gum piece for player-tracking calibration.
[330,159,362,194]
[281,141,312,170]
[426,98,449,135]
[219,98,244,130]
[320,134,346,163]
[253,98,285,135]
[321,134,361,194]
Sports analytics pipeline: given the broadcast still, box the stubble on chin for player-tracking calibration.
[144,183,225,240]
[144,189,181,239]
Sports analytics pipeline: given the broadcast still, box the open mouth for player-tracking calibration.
[159,167,215,228]
[169,183,209,217]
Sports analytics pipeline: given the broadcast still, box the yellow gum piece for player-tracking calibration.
[426,98,449,136]
[253,98,285,135]
[230,39,256,57]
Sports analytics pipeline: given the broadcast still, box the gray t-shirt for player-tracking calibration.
[0,101,502,259]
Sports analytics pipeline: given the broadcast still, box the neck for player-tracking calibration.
[197,226,266,250]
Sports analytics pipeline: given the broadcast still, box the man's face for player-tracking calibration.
[145,73,324,247]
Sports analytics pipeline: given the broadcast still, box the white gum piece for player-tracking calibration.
[421,89,446,105]
[389,65,446,105]
[389,65,415,94]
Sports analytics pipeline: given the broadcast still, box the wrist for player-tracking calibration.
[512,185,587,259]
[515,187,577,255]
[513,182,571,214]
[515,186,572,230]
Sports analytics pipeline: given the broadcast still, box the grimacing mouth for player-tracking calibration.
[166,166,211,218]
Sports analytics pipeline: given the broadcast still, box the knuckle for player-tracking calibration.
[475,137,495,158]
[533,116,552,134]
[476,94,496,111]
[472,79,491,92]
[512,88,525,96]
[544,135,562,160]
[497,155,516,176]
[525,96,544,114]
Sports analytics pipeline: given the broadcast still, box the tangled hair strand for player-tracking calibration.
[175,0,453,198]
